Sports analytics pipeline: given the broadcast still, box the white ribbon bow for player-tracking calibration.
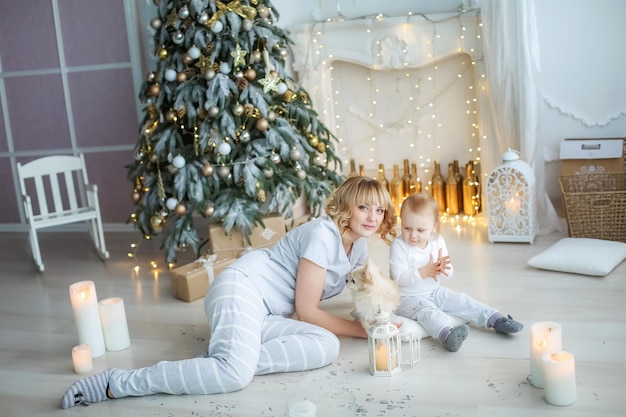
[195,253,218,284]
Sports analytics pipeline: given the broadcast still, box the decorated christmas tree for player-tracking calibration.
[127,0,344,263]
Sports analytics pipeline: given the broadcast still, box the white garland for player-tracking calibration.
[543,95,626,127]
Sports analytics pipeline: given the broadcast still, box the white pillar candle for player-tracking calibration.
[287,400,316,417]
[529,321,562,388]
[71,344,93,373]
[542,351,576,406]
[99,297,131,351]
[69,280,106,358]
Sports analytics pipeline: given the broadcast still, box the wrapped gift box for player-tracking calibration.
[169,254,236,302]
[170,215,287,302]
[247,214,287,249]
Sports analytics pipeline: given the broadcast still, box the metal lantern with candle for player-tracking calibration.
[486,149,537,243]
[367,305,401,376]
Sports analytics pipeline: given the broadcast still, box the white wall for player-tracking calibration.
[534,0,626,202]
[273,0,626,205]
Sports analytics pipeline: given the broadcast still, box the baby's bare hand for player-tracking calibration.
[419,254,440,281]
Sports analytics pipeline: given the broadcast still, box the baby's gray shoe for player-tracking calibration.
[443,324,469,352]
[493,315,523,334]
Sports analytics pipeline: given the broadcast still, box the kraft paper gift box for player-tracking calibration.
[247,215,287,249]
[169,253,236,302]
[171,215,287,302]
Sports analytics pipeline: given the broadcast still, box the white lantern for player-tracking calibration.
[367,305,401,377]
[400,331,421,367]
[486,149,537,243]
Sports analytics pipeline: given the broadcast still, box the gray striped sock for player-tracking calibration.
[60,368,119,408]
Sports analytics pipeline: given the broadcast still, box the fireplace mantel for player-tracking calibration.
[289,12,483,72]
[287,11,486,177]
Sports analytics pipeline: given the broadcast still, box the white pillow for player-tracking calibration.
[527,238,626,277]
[391,314,466,341]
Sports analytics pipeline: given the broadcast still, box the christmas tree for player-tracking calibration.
[127,0,344,263]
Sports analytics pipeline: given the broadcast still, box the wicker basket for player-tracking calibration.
[559,172,626,242]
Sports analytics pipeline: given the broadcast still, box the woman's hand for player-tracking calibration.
[295,258,368,338]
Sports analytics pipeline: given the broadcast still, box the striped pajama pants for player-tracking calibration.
[108,269,339,398]
[396,286,498,339]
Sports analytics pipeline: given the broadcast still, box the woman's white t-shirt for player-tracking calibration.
[226,216,368,316]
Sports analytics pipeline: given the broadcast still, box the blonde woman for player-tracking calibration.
[61,176,396,408]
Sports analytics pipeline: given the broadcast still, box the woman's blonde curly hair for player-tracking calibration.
[325,176,397,244]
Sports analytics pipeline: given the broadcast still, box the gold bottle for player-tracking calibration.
[473,160,482,212]
[390,164,404,215]
[401,159,411,198]
[410,163,422,194]
[445,163,459,215]
[463,161,479,216]
[348,159,357,177]
[453,160,463,214]
[431,160,446,213]
[377,163,390,192]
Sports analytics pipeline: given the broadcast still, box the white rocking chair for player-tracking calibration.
[16,154,110,272]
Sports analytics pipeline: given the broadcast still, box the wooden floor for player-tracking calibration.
[1,217,625,417]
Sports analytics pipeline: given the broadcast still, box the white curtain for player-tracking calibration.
[480,0,561,235]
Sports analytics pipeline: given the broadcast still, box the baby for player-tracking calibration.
[389,193,523,352]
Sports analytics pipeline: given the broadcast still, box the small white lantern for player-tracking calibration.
[400,332,421,367]
[486,149,537,243]
[367,305,401,376]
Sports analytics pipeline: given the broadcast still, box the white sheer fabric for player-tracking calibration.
[480,0,561,235]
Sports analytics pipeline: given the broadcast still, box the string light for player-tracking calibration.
[303,9,483,179]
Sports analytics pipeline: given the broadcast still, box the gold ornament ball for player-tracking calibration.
[258,5,270,18]
[244,68,256,81]
[289,148,302,161]
[202,163,214,176]
[150,214,165,230]
[308,134,319,147]
[270,153,281,164]
[157,48,168,60]
[176,72,187,83]
[233,103,244,116]
[174,203,187,216]
[149,153,158,163]
[208,106,220,118]
[216,165,230,178]
[316,142,326,153]
[165,110,178,122]
[284,90,296,102]
[252,50,262,63]
[204,204,215,217]
[182,53,192,64]
[148,84,160,96]
[131,191,142,203]
[256,118,269,131]
[150,17,162,30]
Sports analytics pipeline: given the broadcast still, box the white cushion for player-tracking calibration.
[391,314,466,341]
[527,238,626,277]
